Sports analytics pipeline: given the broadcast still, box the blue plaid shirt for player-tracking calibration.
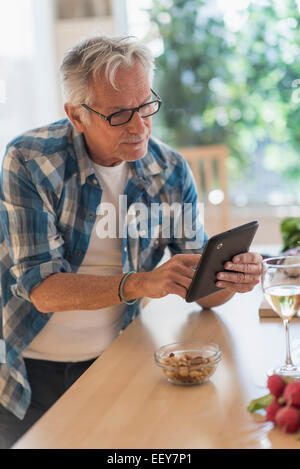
[0,119,206,419]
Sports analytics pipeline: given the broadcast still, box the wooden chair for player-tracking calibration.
[176,144,230,236]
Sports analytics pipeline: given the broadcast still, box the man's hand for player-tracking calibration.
[215,252,262,293]
[125,254,201,300]
[194,251,262,309]
[144,253,201,299]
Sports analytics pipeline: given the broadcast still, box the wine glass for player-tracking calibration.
[261,256,300,377]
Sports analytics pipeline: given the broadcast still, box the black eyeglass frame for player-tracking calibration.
[81,88,162,126]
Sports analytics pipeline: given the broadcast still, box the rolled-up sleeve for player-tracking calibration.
[0,145,71,303]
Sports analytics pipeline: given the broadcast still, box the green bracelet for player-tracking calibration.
[119,271,137,305]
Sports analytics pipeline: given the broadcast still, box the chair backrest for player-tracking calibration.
[176,144,229,236]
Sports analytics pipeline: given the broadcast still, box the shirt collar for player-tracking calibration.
[72,127,95,186]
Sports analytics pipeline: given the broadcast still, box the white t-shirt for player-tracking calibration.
[22,161,130,362]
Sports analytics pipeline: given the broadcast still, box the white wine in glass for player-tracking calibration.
[262,256,300,377]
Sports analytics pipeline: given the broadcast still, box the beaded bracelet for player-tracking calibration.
[118,271,137,305]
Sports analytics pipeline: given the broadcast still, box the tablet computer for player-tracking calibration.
[185,221,259,303]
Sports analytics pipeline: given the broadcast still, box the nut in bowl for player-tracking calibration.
[154,341,222,385]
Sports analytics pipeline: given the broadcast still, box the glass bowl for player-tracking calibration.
[154,341,222,385]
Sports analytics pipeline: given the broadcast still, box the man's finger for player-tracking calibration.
[216,281,257,292]
[223,262,261,274]
[231,252,263,264]
[180,265,197,278]
[174,253,201,266]
[217,272,260,284]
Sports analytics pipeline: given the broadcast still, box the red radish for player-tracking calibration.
[275,406,300,433]
[283,381,300,407]
[265,398,282,422]
[267,374,286,397]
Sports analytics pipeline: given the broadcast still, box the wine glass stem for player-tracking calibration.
[283,319,294,367]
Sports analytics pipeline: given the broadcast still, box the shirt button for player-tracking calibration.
[17,341,23,348]
[76,250,83,257]
[92,178,98,185]
[89,213,94,220]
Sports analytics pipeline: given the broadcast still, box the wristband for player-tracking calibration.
[118,271,137,305]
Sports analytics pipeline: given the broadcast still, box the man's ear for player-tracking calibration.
[64,103,86,133]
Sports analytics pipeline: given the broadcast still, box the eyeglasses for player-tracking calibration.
[81,88,162,126]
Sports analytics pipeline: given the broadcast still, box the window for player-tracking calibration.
[0,0,60,160]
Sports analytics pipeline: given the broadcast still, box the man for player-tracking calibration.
[0,35,262,448]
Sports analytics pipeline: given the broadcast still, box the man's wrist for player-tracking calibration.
[121,272,148,302]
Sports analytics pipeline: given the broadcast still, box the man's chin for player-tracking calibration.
[123,142,148,161]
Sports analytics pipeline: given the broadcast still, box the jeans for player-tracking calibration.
[0,357,97,449]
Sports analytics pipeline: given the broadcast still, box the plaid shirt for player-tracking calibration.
[0,119,206,419]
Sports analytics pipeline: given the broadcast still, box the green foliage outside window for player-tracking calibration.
[148,0,300,186]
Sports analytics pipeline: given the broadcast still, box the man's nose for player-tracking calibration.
[127,110,148,133]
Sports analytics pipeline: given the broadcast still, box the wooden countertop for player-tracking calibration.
[13,286,300,449]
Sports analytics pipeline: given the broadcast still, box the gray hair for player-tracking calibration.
[60,35,155,125]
